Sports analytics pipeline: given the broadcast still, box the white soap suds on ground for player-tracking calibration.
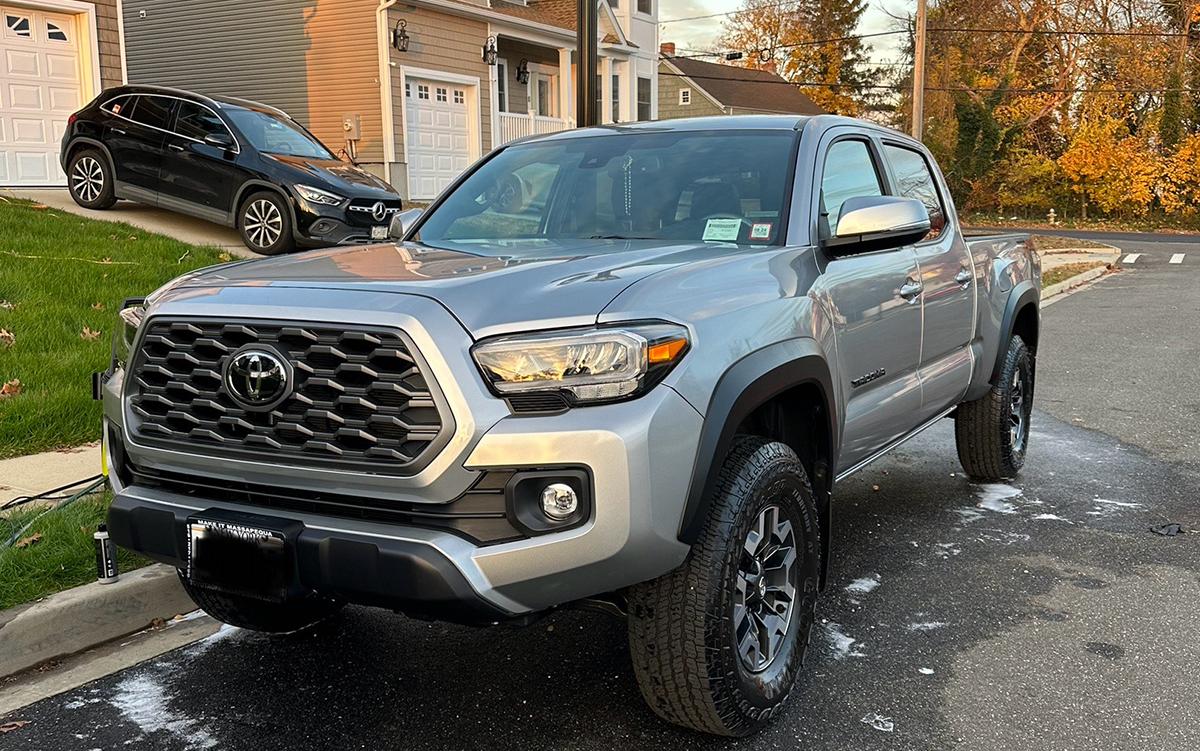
[975,483,1022,513]
[906,621,948,632]
[861,713,895,732]
[184,623,240,658]
[1032,513,1072,522]
[845,574,880,594]
[918,667,935,675]
[110,674,217,750]
[1091,498,1143,508]
[825,623,867,659]
[953,508,985,524]
[933,543,962,558]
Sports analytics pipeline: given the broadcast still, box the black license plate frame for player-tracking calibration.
[186,509,306,602]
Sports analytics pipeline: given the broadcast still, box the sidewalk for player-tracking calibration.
[0,444,101,506]
[2,188,255,259]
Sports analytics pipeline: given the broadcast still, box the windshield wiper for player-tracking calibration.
[587,234,657,240]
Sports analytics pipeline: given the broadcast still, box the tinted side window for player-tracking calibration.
[820,139,882,236]
[103,96,132,116]
[174,101,228,141]
[883,144,946,241]
[129,96,173,130]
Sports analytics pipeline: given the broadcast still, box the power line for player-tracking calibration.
[663,30,910,61]
[659,0,800,24]
[928,25,1193,38]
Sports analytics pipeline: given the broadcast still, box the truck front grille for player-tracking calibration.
[126,319,450,474]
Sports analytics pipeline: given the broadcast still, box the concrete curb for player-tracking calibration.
[0,564,194,679]
[1041,261,1117,302]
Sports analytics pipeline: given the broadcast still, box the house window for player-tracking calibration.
[417,84,429,100]
[405,82,410,98]
[679,88,691,105]
[637,77,651,121]
[535,75,555,117]
[636,0,652,14]
[497,59,508,113]
[611,68,621,122]
[454,89,465,105]
[608,0,619,6]
[46,20,68,42]
[6,15,30,38]
[436,87,447,102]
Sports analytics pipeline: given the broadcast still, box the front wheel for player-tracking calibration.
[627,437,820,736]
[238,190,296,255]
[955,334,1034,480]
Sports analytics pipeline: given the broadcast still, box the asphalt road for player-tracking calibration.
[4,232,1199,750]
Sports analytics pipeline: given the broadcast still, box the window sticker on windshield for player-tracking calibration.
[750,223,772,240]
[703,218,742,242]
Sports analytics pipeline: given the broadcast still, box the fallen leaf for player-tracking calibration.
[81,326,101,341]
[91,302,105,311]
[15,532,42,549]
[0,379,21,398]
[0,720,30,734]
[0,329,12,347]
[218,252,232,262]
[128,235,138,241]
[31,203,48,210]
[0,300,13,310]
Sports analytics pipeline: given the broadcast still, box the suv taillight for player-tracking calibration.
[67,113,77,128]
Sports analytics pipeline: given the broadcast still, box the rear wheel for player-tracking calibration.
[67,149,116,209]
[178,571,342,634]
[955,334,1034,480]
[627,437,820,736]
[238,190,295,255]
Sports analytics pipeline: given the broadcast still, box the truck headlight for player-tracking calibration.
[471,323,689,405]
[295,184,345,206]
[111,300,145,371]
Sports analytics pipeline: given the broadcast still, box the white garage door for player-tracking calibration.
[404,78,471,199]
[0,7,82,186]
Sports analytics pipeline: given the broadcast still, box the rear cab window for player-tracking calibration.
[882,143,947,241]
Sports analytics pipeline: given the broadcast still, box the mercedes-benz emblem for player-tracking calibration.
[225,348,289,408]
[371,201,387,221]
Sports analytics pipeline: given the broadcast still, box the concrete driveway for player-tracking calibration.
[4,189,256,259]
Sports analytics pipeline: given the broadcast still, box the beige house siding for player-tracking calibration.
[496,39,559,116]
[387,5,492,191]
[656,63,723,120]
[90,0,124,88]
[123,0,385,172]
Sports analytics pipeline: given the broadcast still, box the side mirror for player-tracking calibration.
[388,207,422,240]
[824,196,930,255]
[204,132,236,150]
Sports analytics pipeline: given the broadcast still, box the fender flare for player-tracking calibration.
[231,180,298,233]
[990,283,1040,383]
[63,137,115,178]
[678,339,838,561]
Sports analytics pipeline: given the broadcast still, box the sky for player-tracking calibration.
[657,0,912,66]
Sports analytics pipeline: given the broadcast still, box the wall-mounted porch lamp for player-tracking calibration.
[516,59,530,84]
[391,19,410,52]
[482,36,498,65]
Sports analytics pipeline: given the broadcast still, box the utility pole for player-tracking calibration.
[912,0,927,141]
[576,0,599,127]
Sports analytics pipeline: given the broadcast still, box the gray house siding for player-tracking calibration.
[123,0,386,174]
[656,61,723,120]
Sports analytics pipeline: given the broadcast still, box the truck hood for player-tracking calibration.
[169,240,742,337]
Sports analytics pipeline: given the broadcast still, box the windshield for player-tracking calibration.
[415,131,796,254]
[225,107,334,159]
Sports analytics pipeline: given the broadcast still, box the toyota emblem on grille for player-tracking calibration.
[371,201,387,221]
[225,348,289,408]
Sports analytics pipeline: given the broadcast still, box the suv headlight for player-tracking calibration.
[471,323,690,406]
[295,184,344,206]
[111,299,145,371]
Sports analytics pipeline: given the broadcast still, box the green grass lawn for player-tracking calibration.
[0,198,231,459]
[0,492,152,610]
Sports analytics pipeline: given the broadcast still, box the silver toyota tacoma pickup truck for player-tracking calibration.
[99,115,1039,736]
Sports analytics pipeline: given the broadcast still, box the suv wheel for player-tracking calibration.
[67,149,116,209]
[238,190,295,255]
[955,334,1034,480]
[178,571,343,634]
[627,437,820,736]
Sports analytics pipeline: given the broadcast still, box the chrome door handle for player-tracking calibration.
[168,143,185,152]
[955,268,972,287]
[899,278,923,301]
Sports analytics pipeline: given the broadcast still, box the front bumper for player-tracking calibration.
[103,289,703,617]
[291,196,399,248]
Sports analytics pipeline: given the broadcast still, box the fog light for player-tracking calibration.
[540,483,578,520]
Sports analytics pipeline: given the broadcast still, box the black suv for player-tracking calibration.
[60,85,403,255]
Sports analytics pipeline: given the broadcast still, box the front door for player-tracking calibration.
[812,135,924,474]
[881,142,975,420]
[107,94,173,199]
[158,100,243,224]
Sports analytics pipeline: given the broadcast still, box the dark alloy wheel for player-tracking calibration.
[238,190,296,255]
[67,149,116,209]
[956,334,1034,480]
[628,437,820,736]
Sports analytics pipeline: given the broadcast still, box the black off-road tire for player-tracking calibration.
[66,148,117,209]
[237,190,296,255]
[627,437,821,737]
[955,334,1034,480]
[178,571,343,634]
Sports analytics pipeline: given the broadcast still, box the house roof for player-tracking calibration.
[663,56,825,115]
[488,0,635,45]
